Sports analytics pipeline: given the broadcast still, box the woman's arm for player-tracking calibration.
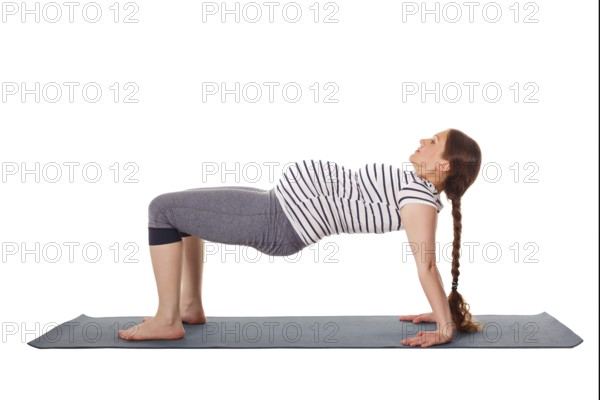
[400,203,454,339]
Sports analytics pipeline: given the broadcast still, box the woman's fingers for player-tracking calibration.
[403,339,426,346]
[399,315,416,320]
[402,331,451,347]
[399,314,423,321]
[401,332,424,346]
[399,312,435,322]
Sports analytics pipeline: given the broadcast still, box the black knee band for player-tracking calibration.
[149,227,184,246]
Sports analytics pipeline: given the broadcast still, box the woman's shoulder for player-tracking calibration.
[399,170,444,212]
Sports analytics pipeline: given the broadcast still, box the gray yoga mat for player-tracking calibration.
[27,311,582,349]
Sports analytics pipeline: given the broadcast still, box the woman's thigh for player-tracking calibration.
[148,186,305,256]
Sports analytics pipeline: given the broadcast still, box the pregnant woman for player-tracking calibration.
[118,128,484,347]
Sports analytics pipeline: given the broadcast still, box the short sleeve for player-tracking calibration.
[397,178,439,212]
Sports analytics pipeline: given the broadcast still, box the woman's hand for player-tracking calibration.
[401,329,453,348]
[400,312,454,347]
[399,312,436,323]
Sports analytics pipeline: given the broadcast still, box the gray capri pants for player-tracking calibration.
[148,186,307,257]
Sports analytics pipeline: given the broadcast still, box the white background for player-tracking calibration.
[0,0,597,398]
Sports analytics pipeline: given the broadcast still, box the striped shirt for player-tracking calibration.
[274,160,444,247]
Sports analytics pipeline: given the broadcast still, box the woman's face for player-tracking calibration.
[409,130,450,181]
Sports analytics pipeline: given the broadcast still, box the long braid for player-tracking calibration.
[450,195,462,292]
[446,193,482,332]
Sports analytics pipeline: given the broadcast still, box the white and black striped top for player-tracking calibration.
[274,160,444,247]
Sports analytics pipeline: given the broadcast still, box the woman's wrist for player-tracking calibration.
[437,321,456,339]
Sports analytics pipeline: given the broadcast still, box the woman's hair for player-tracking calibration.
[441,128,483,333]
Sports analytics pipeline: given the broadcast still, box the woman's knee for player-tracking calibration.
[148,193,176,228]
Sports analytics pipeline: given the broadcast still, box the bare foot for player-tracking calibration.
[119,317,185,341]
[142,303,206,325]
